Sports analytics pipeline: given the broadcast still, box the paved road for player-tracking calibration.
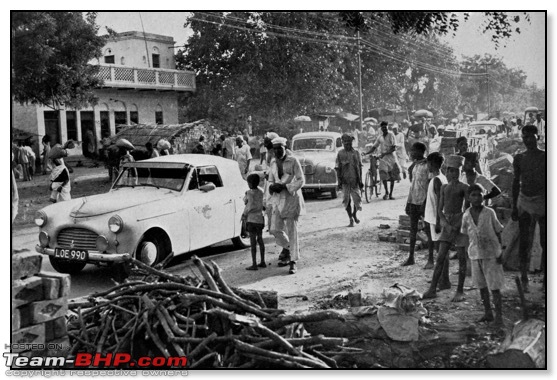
[12,177,412,302]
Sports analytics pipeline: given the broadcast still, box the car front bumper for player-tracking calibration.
[302,183,337,191]
[36,245,130,263]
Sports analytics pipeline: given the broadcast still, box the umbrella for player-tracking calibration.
[364,117,378,123]
[294,115,311,122]
[413,109,433,118]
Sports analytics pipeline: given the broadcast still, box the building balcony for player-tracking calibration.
[95,64,196,92]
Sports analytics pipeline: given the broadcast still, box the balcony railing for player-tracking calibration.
[95,65,196,92]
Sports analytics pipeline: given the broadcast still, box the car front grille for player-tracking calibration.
[57,228,98,250]
[302,165,314,174]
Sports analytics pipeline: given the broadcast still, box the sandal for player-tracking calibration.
[246,265,258,271]
[383,194,388,200]
[258,262,267,268]
[389,195,395,200]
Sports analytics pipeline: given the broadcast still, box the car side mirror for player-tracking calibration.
[200,182,216,192]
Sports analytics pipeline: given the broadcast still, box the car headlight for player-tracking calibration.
[96,235,109,251]
[39,231,49,247]
[34,211,47,227]
[108,215,124,233]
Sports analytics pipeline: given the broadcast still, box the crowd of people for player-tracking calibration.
[10,117,546,325]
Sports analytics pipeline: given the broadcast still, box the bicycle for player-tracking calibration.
[364,154,381,202]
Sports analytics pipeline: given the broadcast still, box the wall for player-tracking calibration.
[12,102,39,137]
[93,31,175,69]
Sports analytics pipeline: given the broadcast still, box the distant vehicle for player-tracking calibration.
[468,120,504,135]
[35,155,250,274]
[291,131,342,199]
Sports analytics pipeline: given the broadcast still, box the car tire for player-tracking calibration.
[331,189,338,199]
[136,233,169,267]
[49,257,87,274]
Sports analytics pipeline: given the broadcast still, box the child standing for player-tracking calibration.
[461,184,505,325]
[243,173,266,270]
[423,152,448,270]
[423,155,469,302]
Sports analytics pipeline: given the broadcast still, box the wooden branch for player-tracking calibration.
[192,255,221,294]
[234,340,329,368]
[264,309,347,330]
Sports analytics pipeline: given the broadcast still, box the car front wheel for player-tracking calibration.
[49,257,87,274]
[137,233,169,266]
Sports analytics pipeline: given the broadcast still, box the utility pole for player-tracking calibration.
[357,31,363,131]
[485,62,490,118]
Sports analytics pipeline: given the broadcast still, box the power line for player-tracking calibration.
[189,15,487,79]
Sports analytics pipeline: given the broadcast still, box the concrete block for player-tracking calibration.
[12,324,45,353]
[12,276,44,307]
[37,272,71,298]
[12,252,43,280]
[26,298,68,325]
[378,234,390,242]
[12,302,21,330]
[45,317,67,341]
[41,277,60,300]
[397,229,411,238]
[388,236,397,243]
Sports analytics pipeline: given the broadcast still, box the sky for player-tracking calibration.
[95,11,546,87]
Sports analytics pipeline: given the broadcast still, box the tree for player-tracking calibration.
[457,54,531,115]
[179,12,531,132]
[339,12,530,48]
[11,12,107,109]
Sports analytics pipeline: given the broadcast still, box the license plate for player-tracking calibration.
[303,188,315,193]
[54,248,88,262]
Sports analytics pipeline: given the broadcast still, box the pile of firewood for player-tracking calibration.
[66,255,355,368]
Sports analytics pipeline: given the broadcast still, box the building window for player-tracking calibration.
[115,111,127,125]
[155,111,163,124]
[100,111,110,137]
[104,55,115,64]
[66,111,77,141]
[130,111,138,124]
[152,54,160,68]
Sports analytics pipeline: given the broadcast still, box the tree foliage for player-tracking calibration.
[457,54,542,116]
[11,12,107,109]
[179,11,536,133]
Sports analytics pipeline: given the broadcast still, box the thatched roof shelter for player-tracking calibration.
[111,120,222,154]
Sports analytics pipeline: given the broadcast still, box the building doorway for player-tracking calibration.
[80,111,96,158]
[44,111,60,145]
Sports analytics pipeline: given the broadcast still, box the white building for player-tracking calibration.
[13,31,196,156]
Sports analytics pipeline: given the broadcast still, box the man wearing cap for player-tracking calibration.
[423,154,470,302]
[336,133,363,227]
[116,139,137,185]
[364,121,400,200]
[512,125,546,293]
[268,137,305,274]
[236,136,252,180]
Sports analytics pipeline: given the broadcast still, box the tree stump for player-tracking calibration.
[486,319,546,368]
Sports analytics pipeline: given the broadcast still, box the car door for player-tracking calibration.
[188,165,235,251]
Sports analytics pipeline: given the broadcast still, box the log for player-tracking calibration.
[486,319,546,368]
[231,288,278,309]
[300,308,478,368]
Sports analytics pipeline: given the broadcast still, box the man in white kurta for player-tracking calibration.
[267,137,305,274]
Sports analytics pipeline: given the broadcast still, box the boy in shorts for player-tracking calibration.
[423,155,469,302]
[461,184,505,325]
[243,173,266,270]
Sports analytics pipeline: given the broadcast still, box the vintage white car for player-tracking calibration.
[35,155,250,274]
[291,131,342,199]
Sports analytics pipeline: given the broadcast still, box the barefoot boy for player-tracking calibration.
[423,155,469,302]
[423,152,448,270]
[402,142,429,266]
[461,184,505,325]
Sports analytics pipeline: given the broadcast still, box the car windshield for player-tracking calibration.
[113,166,190,192]
[292,138,334,151]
